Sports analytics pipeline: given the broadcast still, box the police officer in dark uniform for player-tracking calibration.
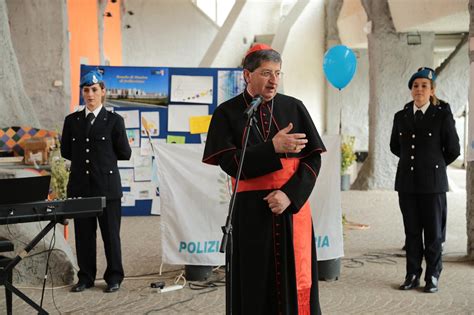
[402,68,452,249]
[390,67,460,293]
[61,70,131,293]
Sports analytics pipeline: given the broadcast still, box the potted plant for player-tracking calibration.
[340,136,356,191]
[49,136,69,199]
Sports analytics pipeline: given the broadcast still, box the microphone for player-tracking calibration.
[243,95,264,118]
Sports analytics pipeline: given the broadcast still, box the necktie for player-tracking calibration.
[415,110,423,124]
[85,113,95,136]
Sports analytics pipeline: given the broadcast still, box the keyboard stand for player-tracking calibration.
[0,220,57,315]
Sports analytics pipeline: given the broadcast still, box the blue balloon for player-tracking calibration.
[323,45,357,90]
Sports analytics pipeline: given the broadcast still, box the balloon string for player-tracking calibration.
[339,91,342,135]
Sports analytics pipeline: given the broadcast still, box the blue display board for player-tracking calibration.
[79,65,245,215]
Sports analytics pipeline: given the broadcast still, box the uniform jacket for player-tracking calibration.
[404,99,452,113]
[61,107,131,199]
[390,102,460,193]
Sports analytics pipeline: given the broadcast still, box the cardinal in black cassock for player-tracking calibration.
[203,44,325,315]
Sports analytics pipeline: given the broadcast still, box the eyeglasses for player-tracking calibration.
[257,70,283,79]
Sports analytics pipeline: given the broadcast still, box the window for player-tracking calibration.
[192,0,235,26]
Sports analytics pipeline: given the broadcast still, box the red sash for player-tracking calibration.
[233,158,312,313]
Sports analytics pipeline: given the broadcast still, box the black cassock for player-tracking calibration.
[203,91,325,315]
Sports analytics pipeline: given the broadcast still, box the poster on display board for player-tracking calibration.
[80,65,169,108]
[78,65,246,215]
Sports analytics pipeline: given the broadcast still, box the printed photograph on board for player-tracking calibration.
[80,65,169,107]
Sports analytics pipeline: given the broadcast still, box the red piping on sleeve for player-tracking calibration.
[302,161,318,179]
[233,154,247,179]
[202,147,237,165]
[298,147,326,160]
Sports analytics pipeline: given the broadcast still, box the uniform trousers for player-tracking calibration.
[398,193,444,280]
[74,198,124,285]
[441,202,447,243]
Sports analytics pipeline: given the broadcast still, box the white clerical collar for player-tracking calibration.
[413,102,430,114]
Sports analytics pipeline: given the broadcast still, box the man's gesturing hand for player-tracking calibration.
[264,190,291,215]
[272,123,307,153]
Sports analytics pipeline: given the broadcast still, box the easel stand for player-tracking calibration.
[0,221,57,315]
[219,109,257,315]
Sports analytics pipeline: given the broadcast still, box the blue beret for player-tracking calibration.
[80,70,104,87]
[408,67,436,89]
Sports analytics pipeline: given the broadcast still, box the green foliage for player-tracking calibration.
[49,136,69,199]
[342,213,347,225]
[342,213,347,237]
[341,136,356,174]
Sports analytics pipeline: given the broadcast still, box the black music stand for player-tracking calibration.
[0,238,14,314]
[1,221,56,315]
[0,175,52,314]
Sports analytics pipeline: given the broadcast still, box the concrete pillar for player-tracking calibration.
[466,0,474,259]
[0,0,40,128]
[467,161,474,257]
[6,0,70,130]
[1,1,76,284]
[0,223,76,285]
[353,0,434,190]
[435,42,469,115]
[324,0,343,135]
[98,0,107,65]
[325,0,370,152]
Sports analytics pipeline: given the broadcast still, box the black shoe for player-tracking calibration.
[70,282,94,292]
[399,274,420,290]
[423,276,439,293]
[104,283,120,293]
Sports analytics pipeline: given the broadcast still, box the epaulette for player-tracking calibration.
[403,101,413,110]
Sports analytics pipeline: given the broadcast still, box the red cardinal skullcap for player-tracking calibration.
[245,43,273,57]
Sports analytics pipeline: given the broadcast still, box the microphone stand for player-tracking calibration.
[219,107,258,315]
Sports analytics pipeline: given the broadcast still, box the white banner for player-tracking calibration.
[310,135,344,260]
[157,135,343,266]
[156,144,227,266]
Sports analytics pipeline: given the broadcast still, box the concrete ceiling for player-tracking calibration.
[337,0,469,49]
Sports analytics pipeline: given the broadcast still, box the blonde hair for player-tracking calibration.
[429,80,439,105]
[99,82,106,104]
